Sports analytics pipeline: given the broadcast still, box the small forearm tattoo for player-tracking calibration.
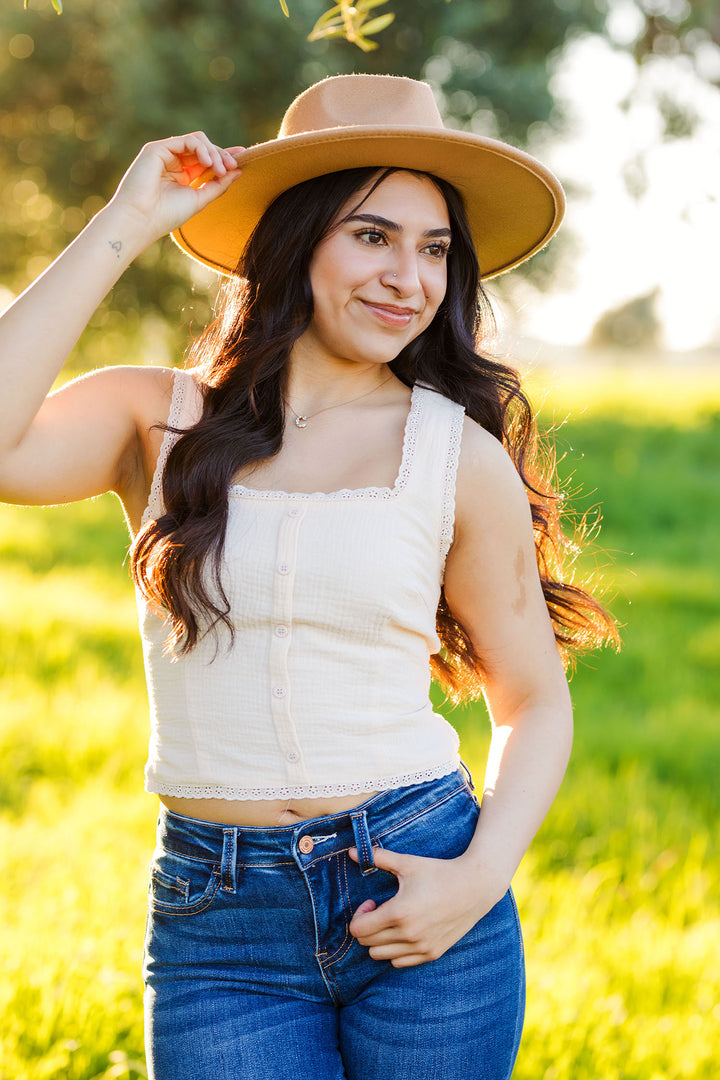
[109,240,122,257]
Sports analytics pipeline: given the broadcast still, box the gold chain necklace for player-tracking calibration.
[285,373,394,429]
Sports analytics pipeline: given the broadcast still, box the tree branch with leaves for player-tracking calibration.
[25,0,400,49]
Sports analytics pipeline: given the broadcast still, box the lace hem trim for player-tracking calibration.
[141,369,187,527]
[228,383,426,502]
[146,757,460,801]
[439,403,465,576]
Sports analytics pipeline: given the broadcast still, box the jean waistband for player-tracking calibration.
[156,765,475,875]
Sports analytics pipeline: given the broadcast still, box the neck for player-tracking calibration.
[285,346,393,415]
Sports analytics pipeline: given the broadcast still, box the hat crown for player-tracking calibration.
[278,74,445,139]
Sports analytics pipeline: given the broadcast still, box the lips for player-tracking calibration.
[360,300,418,327]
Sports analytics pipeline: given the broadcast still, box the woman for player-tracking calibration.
[0,75,617,1079]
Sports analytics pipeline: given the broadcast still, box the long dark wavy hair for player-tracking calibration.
[131,165,619,701]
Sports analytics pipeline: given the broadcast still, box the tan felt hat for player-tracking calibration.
[171,74,565,280]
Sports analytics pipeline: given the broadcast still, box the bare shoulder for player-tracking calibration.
[53,363,172,417]
[454,415,530,540]
[66,364,204,430]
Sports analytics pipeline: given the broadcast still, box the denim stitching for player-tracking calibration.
[221,828,236,893]
[151,868,189,900]
[323,933,355,969]
[351,812,370,869]
[303,870,342,1005]
[238,859,294,868]
[373,782,467,843]
[321,855,352,965]
[150,871,221,916]
[159,846,221,867]
[351,810,376,875]
[302,870,323,960]
[321,961,344,1005]
[323,859,357,969]
[301,849,352,871]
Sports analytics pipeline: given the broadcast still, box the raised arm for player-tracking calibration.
[0,134,242,511]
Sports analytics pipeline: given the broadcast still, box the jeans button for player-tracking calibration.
[299,836,314,854]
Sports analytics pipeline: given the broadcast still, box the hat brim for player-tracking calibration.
[171,126,565,280]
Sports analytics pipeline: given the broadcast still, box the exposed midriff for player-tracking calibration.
[158,790,381,827]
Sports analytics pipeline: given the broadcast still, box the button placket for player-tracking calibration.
[269,502,307,778]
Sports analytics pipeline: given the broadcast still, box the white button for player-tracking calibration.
[274,624,289,638]
[288,507,301,517]
[286,750,300,763]
[272,686,287,699]
[277,563,290,575]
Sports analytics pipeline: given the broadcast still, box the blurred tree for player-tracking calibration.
[589,288,661,350]
[2,0,718,363]
[609,0,720,145]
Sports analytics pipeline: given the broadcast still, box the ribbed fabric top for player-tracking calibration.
[138,369,466,800]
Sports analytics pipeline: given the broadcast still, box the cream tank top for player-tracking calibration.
[139,369,467,800]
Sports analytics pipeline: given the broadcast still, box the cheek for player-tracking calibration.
[309,259,354,320]
[433,264,449,302]
[422,268,448,320]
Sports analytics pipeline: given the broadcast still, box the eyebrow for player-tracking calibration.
[345,213,452,240]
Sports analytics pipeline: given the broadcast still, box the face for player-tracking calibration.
[300,170,451,367]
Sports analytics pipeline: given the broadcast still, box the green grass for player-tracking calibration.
[1,364,719,1079]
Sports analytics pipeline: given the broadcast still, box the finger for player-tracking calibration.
[190,169,243,200]
[160,134,215,170]
[160,133,230,178]
[222,146,246,165]
[349,902,404,939]
[356,926,413,947]
[348,844,411,878]
[366,846,413,875]
[353,899,377,918]
[190,166,243,211]
[368,941,421,960]
[390,954,428,968]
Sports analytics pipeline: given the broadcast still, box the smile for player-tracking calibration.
[360,301,417,328]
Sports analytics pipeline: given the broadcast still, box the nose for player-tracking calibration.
[380,249,422,296]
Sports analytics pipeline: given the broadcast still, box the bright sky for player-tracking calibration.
[515,32,720,351]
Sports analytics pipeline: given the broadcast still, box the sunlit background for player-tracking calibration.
[1,3,719,1079]
[2,0,719,361]
[516,25,720,351]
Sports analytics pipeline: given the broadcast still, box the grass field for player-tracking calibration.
[1,361,719,1079]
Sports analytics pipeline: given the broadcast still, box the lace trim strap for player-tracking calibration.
[439,403,465,578]
[141,369,189,527]
[146,757,461,801]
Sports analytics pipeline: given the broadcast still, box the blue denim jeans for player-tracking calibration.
[143,766,525,1080]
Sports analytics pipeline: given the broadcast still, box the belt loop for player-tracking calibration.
[221,827,238,892]
[350,810,377,876]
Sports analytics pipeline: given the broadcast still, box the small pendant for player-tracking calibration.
[295,416,309,428]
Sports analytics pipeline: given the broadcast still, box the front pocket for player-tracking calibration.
[149,847,222,916]
[376,785,479,862]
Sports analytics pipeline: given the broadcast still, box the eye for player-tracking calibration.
[423,241,450,260]
[356,229,387,247]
